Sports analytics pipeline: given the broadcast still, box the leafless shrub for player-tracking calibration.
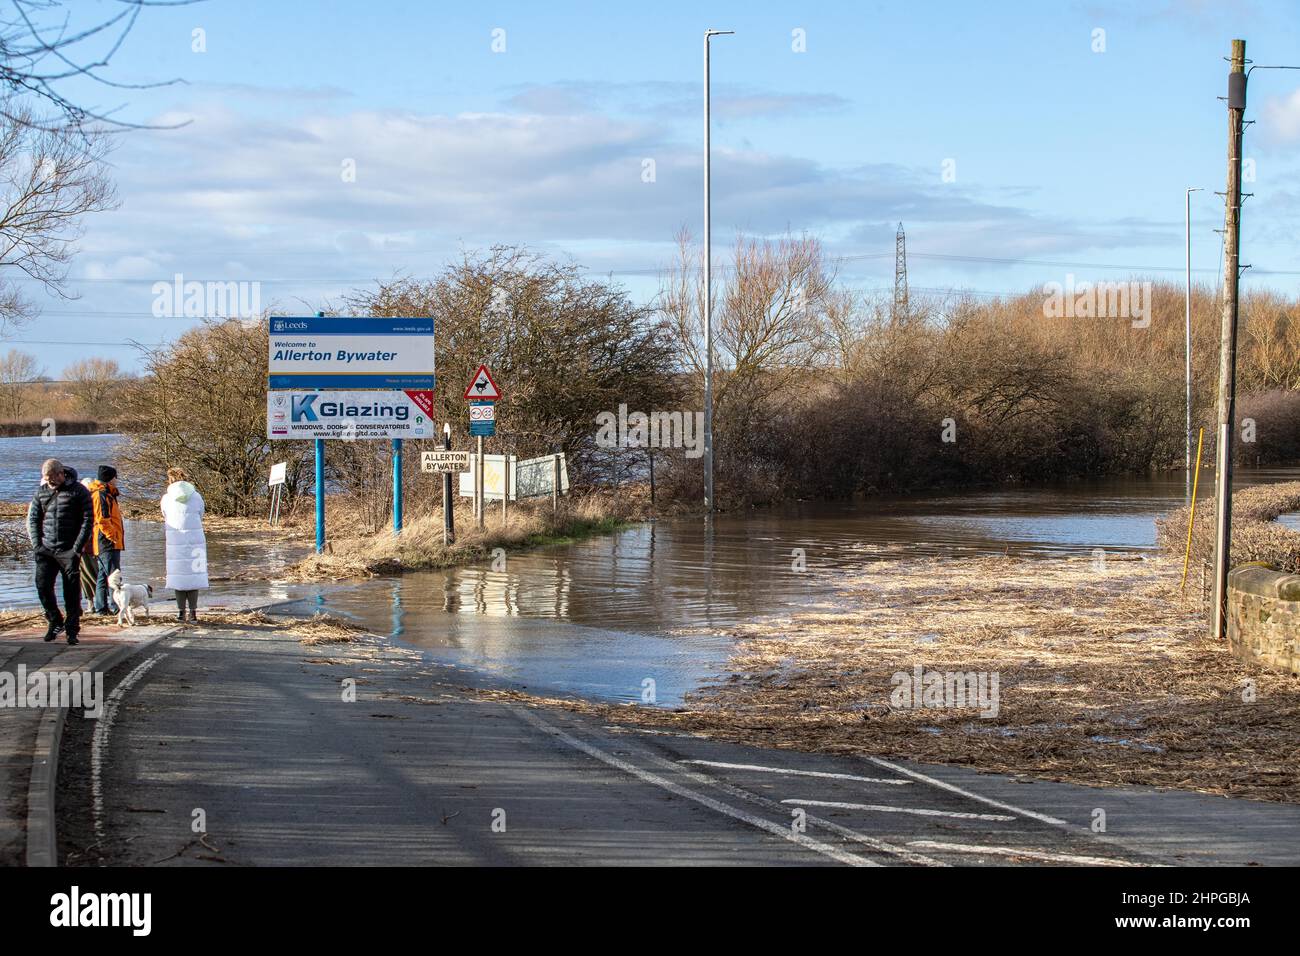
[118,318,315,515]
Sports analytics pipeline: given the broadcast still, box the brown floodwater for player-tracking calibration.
[3,433,1297,704]
[277,466,1300,703]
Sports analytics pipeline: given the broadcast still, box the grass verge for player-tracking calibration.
[1156,480,1300,574]
[287,492,643,579]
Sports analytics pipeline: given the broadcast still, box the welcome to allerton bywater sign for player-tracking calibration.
[268,316,434,390]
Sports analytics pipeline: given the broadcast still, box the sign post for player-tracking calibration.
[392,438,403,535]
[501,452,509,527]
[314,439,325,553]
[441,424,454,545]
[464,365,501,532]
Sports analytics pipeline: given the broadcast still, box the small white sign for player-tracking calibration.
[269,462,287,486]
[421,450,471,473]
[468,403,496,422]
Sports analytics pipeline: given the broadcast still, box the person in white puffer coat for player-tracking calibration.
[161,466,209,622]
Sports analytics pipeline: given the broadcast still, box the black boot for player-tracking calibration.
[66,633,79,646]
[42,624,59,642]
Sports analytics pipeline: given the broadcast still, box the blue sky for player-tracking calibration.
[7,0,1300,374]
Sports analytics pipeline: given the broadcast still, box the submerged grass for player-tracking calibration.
[203,609,368,644]
[287,493,643,580]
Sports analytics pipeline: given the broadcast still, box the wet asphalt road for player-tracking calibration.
[56,625,1300,867]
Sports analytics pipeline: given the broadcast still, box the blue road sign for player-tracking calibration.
[469,400,496,437]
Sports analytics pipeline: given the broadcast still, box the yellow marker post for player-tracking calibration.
[1181,427,1205,590]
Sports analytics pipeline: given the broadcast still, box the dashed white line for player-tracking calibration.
[513,707,877,867]
[680,759,912,786]
[91,653,166,840]
[782,799,1015,822]
[908,841,1146,867]
[866,756,1071,828]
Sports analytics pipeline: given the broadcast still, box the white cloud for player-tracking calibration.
[1260,87,1300,145]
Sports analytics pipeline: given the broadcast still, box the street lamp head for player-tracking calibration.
[705,29,735,38]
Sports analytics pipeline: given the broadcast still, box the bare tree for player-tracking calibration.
[0,344,40,417]
[63,355,123,416]
[347,247,680,481]
[119,318,310,516]
[661,229,833,408]
[0,106,117,334]
[0,0,194,131]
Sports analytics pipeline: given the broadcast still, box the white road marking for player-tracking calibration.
[680,759,912,786]
[638,748,945,865]
[866,756,1071,828]
[91,653,166,840]
[172,639,190,648]
[513,707,877,867]
[603,725,709,740]
[782,799,1015,822]
[908,841,1146,867]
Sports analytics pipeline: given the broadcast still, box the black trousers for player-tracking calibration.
[34,550,82,635]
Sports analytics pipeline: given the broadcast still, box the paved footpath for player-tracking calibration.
[0,615,173,866]
[53,620,1300,867]
[0,596,284,867]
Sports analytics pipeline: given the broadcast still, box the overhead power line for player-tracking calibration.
[8,250,1299,286]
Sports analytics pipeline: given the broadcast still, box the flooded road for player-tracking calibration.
[284,466,1300,704]
[3,433,1297,703]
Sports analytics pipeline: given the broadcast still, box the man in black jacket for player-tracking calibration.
[27,458,93,645]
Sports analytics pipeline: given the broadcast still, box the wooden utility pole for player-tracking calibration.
[1211,38,1247,641]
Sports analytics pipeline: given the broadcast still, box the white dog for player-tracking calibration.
[107,568,153,626]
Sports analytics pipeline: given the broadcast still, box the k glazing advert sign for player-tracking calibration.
[267,389,435,440]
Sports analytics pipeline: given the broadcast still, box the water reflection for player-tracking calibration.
[4,429,1298,704]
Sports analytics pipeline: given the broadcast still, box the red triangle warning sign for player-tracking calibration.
[464,364,501,401]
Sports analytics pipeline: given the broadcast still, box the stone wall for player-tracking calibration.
[1227,565,1300,674]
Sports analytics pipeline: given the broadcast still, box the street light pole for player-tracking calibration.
[1185,186,1203,503]
[703,28,732,515]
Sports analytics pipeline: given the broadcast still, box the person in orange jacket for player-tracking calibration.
[86,465,125,615]
[77,475,97,612]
